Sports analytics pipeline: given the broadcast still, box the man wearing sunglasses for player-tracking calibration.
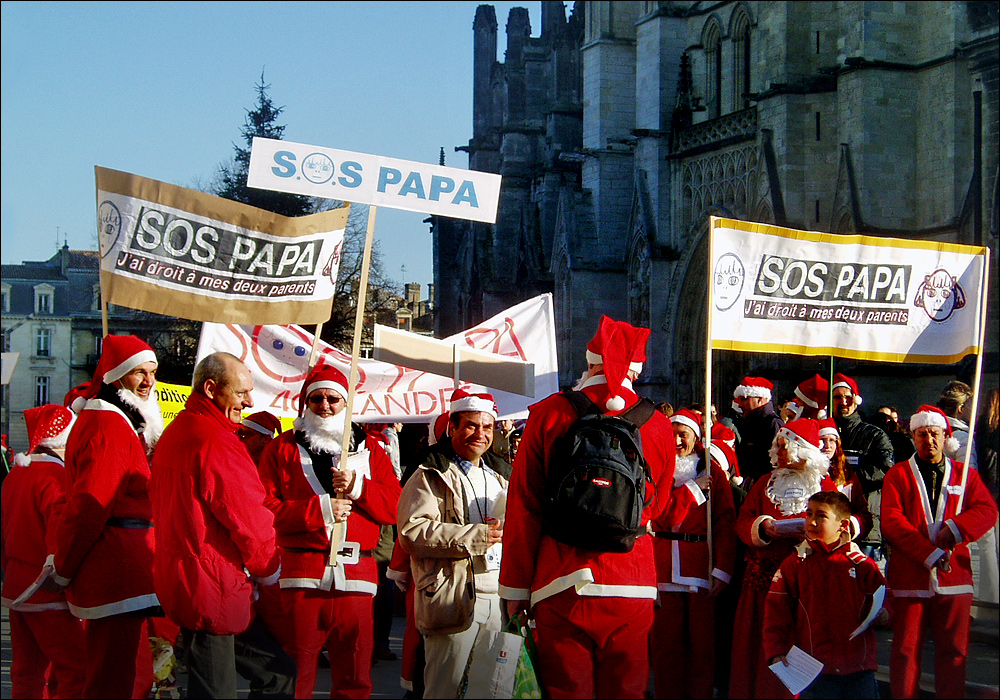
[258,362,401,699]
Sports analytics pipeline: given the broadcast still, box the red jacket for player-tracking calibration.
[151,392,280,635]
[764,540,886,675]
[258,428,400,594]
[1,454,71,612]
[881,456,998,597]
[52,397,157,618]
[499,375,676,606]
[651,458,737,590]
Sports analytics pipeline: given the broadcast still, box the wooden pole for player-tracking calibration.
[329,204,378,566]
[308,323,325,369]
[100,271,109,338]
[705,216,716,580]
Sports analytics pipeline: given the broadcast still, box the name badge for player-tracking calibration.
[945,484,965,495]
[484,543,502,571]
[783,487,805,499]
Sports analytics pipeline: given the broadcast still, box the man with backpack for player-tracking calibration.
[499,316,676,699]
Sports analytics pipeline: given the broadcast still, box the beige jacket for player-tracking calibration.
[397,445,508,636]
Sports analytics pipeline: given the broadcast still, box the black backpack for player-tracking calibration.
[542,389,656,553]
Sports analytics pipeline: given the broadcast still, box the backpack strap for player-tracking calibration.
[620,398,656,428]
[561,389,602,418]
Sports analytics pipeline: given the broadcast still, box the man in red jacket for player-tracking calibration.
[49,334,161,698]
[258,362,401,699]
[882,404,998,699]
[500,315,675,699]
[151,351,293,699]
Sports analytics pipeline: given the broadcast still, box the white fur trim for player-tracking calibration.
[910,410,948,434]
[671,413,701,438]
[242,419,275,436]
[39,418,75,450]
[709,442,729,471]
[103,349,157,384]
[818,425,839,439]
[498,584,531,601]
[739,385,771,401]
[256,565,282,588]
[945,519,963,544]
[832,381,862,405]
[585,350,642,373]
[924,548,946,570]
[450,395,498,418]
[306,380,347,400]
[794,386,820,409]
[712,568,732,585]
[14,452,31,467]
[606,395,627,411]
[751,515,774,547]
[849,516,861,541]
[684,479,707,505]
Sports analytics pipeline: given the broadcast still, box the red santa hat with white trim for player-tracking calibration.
[709,438,742,486]
[795,374,829,417]
[15,404,76,466]
[670,408,703,440]
[909,404,961,455]
[778,417,823,450]
[817,417,840,440]
[585,315,650,412]
[82,335,157,400]
[734,376,773,402]
[711,422,737,449]
[832,373,863,406]
[242,411,282,438]
[428,412,451,447]
[297,362,351,417]
[448,388,498,420]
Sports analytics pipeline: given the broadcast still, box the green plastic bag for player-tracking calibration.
[506,618,543,700]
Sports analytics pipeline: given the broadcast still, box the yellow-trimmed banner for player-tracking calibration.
[709,218,987,363]
[155,381,295,433]
[96,166,349,324]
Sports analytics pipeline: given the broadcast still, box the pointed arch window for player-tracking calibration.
[705,23,722,119]
[732,11,752,109]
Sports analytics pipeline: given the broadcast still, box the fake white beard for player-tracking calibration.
[117,388,164,448]
[293,409,348,455]
[673,453,701,486]
[766,468,824,516]
[571,370,589,392]
[769,437,830,476]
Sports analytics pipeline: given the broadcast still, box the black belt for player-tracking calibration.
[106,517,154,529]
[653,532,707,542]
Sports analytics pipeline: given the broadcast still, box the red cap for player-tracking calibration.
[709,439,742,485]
[670,408,703,439]
[242,411,282,437]
[778,417,822,450]
[585,315,650,411]
[83,335,157,400]
[734,376,773,401]
[17,404,75,465]
[817,417,839,439]
[909,405,961,456]
[711,422,736,448]
[832,373,862,406]
[795,374,829,411]
[449,388,498,419]
[298,362,350,417]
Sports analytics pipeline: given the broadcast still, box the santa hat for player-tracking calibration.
[670,408,702,439]
[711,422,737,449]
[15,404,75,466]
[585,315,650,412]
[734,376,772,402]
[449,388,498,420]
[909,405,961,455]
[832,373,862,406]
[817,417,840,440]
[710,439,743,486]
[795,374,829,414]
[298,362,350,417]
[778,418,822,450]
[427,412,450,447]
[83,335,157,400]
[64,382,90,414]
[242,411,282,438]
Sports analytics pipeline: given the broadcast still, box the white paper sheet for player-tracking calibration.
[769,645,824,695]
[849,585,887,640]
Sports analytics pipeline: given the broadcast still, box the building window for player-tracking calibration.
[732,10,752,109]
[705,23,722,118]
[92,284,102,311]
[35,375,50,406]
[36,328,52,357]
[34,284,54,315]
[1,283,9,313]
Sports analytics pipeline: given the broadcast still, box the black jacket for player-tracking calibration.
[735,402,784,483]
[835,411,894,494]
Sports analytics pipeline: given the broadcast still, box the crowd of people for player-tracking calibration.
[1,318,998,700]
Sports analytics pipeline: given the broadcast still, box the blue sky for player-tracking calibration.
[1,1,544,295]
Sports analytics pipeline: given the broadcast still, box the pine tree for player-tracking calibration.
[213,71,313,217]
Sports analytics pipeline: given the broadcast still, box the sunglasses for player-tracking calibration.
[308,395,344,405]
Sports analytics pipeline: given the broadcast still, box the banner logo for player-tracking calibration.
[914,269,966,322]
[714,253,745,311]
[98,200,122,259]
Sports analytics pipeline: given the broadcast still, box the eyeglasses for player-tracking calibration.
[308,395,344,405]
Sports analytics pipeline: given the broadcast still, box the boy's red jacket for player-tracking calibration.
[763,539,886,675]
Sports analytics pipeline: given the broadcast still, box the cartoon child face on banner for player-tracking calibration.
[251,325,314,382]
[714,253,745,311]
[914,268,966,322]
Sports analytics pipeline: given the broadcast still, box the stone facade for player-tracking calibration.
[435,1,998,416]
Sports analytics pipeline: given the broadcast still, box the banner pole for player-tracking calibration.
[705,216,716,580]
[99,270,110,338]
[956,246,990,515]
[330,204,378,566]
[308,323,324,369]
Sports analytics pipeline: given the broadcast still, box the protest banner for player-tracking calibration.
[154,380,295,433]
[708,218,988,364]
[95,166,349,328]
[247,137,502,223]
[195,293,559,423]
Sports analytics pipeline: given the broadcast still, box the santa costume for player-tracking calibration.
[257,362,401,699]
[649,427,737,700]
[50,335,159,699]
[882,405,998,699]
[499,315,676,699]
[1,405,86,699]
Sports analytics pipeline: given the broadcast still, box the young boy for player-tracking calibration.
[763,490,887,699]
